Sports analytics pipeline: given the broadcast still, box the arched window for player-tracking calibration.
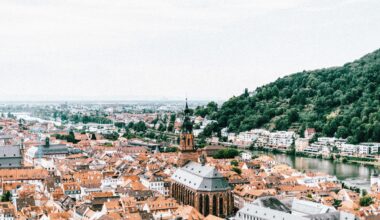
[190,192,194,206]
[173,184,176,199]
[199,195,203,214]
[204,195,209,216]
[219,197,224,216]
[212,195,217,216]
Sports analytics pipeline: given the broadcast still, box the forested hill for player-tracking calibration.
[205,49,380,144]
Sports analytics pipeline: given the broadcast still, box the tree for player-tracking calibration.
[114,122,126,128]
[231,167,242,175]
[336,126,349,138]
[164,147,178,152]
[127,122,134,129]
[158,123,166,132]
[243,88,249,97]
[230,160,238,166]
[332,199,342,208]
[211,48,380,143]
[287,109,299,123]
[133,121,147,132]
[103,132,119,141]
[67,130,77,143]
[122,132,135,139]
[362,189,368,196]
[1,191,11,202]
[199,122,220,138]
[342,157,348,163]
[359,196,373,207]
[214,148,239,159]
[167,124,174,132]
[45,137,50,147]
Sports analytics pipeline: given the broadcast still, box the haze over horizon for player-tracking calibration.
[1,0,380,101]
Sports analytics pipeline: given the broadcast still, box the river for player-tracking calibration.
[251,151,379,190]
[13,112,61,126]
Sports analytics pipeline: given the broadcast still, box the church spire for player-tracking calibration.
[184,98,190,115]
[182,99,193,133]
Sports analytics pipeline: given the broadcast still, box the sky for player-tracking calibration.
[0,0,379,101]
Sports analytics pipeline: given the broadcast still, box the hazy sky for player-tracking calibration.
[0,0,379,101]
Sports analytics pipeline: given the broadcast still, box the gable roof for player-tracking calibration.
[171,161,230,192]
[0,145,21,158]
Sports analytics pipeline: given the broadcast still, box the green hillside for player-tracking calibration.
[203,49,380,144]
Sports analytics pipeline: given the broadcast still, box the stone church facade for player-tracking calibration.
[171,162,234,217]
[170,100,233,218]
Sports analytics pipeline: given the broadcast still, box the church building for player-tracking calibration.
[171,100,233,218]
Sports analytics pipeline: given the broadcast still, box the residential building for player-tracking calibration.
[241,151,252,161]
[268,131,295,149]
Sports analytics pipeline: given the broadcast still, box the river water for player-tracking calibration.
[251,151,379,190]
[13,112,61,126]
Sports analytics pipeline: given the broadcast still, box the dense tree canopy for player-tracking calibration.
[210,49,380,143]
[359,195,374,207]
[52,130,79,144]
[195,101,218,118]
[213,148,239,159]
[58,112,112,124]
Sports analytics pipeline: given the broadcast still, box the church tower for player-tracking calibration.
[177,99,199,167]
[179,99,195,152]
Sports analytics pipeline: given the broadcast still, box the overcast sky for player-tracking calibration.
[0,0,379,101]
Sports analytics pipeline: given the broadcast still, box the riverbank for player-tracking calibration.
[248,147,380,167]
[249,149,375,190]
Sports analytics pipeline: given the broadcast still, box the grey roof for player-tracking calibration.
[171,161,230,192]
[75,204,91,216]
[291,199,336,216]
[252,196,291,213]
[0,145,21,158]
[307,211,358,220]
[0,135,13,140]
[38,144,69,155]
[236,203,358,220]
[236,203,307,220]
